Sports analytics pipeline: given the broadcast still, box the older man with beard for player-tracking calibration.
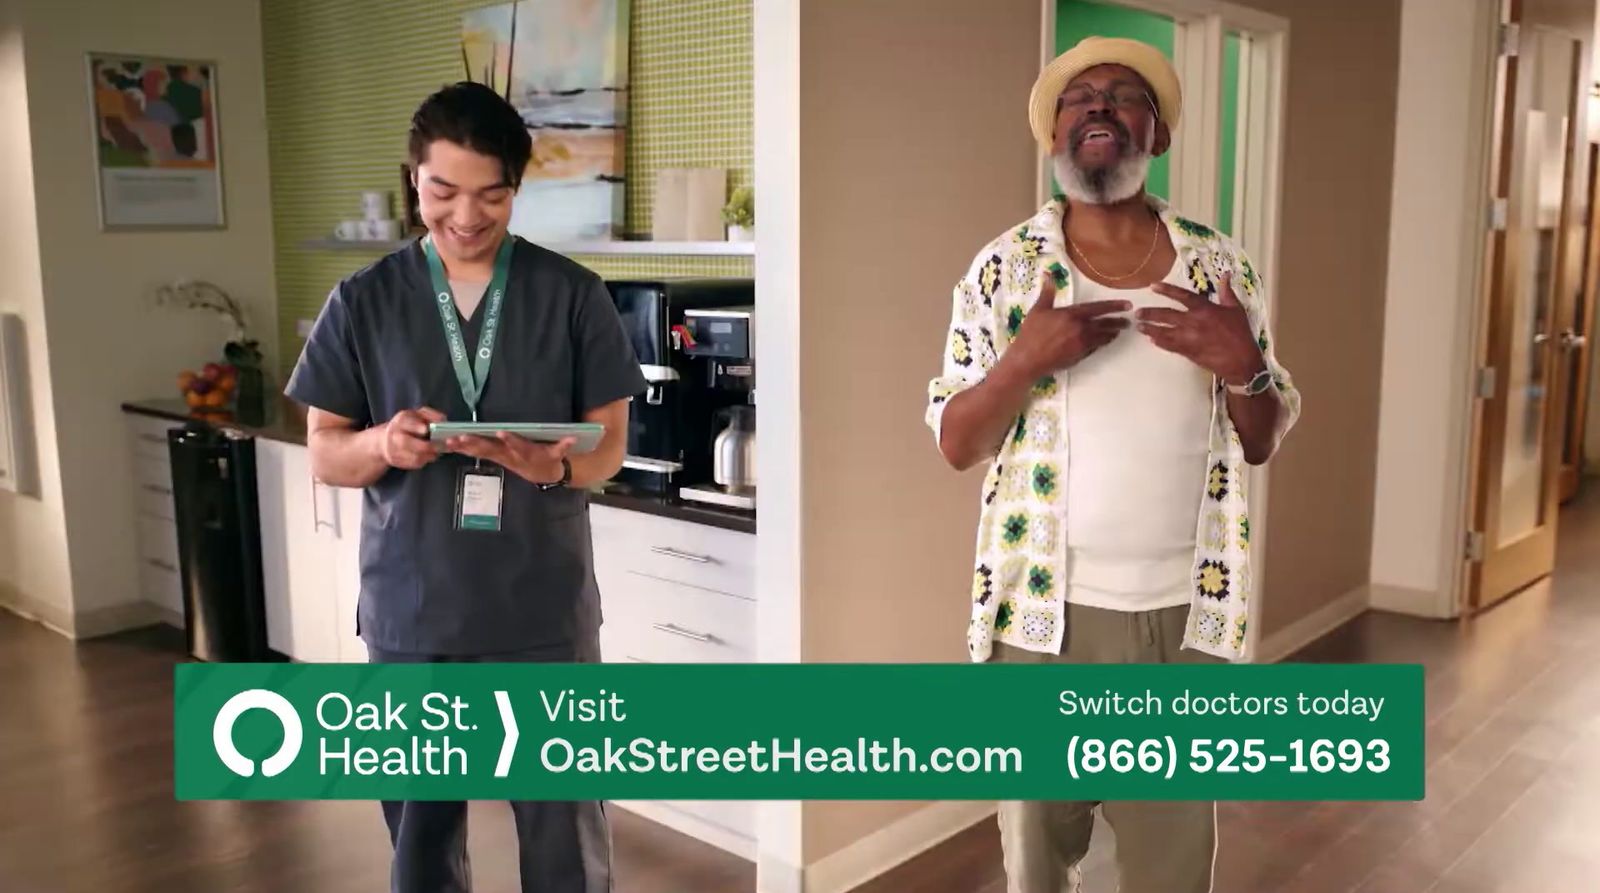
[925,37,1301,893]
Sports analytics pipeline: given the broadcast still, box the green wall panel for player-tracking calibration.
[1217,31,1240,236]
[262,0,753,375]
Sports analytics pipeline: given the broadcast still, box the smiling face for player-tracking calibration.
[1050,63,1171,205]
[415,138,515,266]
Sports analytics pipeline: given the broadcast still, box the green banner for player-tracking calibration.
[175,663,1423,801]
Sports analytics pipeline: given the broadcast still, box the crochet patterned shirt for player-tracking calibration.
[926,196,1301,663]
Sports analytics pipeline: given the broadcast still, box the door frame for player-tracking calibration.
[1039,0,1288,659]
[1559,136,1600,501]
[1437,2,1505,619]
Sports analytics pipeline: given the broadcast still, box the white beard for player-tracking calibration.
[1053,126,1155,205]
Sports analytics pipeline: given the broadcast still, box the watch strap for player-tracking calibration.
[537,457,572,491]
[1227,367,1274,397]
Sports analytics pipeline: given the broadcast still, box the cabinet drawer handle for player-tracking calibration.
[649,546,712,564]
[651,622,716,643]
[141,484,172,496]
[138,434,165,445]
[144,558,178,573]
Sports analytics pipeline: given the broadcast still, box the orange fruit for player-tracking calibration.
[217,374,237,393]
[203,390,227,407]
[178,370,198,391]
[185,391,204,409]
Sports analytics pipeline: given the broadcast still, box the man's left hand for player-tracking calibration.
[446,433,576,485]
[1137,274,1266,385]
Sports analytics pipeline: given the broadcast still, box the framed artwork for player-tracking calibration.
[461,0,631,242]
[87,52,225,229]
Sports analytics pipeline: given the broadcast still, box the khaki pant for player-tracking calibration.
[995,603,1217,893]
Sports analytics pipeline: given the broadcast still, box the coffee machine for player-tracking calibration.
[605,280,753,498]
[678,307,755,510]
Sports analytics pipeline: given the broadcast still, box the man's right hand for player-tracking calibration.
[381,407,445,470]
[1007,280,1132,378]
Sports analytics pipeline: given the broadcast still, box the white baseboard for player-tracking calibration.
[804,800,996,893]
[609,800,757,861]
[1,588,178,640]
[1368,582,1457,619]
[152,604,184,629]
[0,584,75,637]
[73,600,161,639]
[1257,585,1370,664]
[758,854,804,893]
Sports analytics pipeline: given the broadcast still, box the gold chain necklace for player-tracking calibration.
[1065,213,1161,282]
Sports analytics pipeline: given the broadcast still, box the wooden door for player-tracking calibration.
[1466,0,1591,611]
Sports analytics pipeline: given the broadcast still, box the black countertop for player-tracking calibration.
[124,397,309,444]
[121,399,756,535]
[588,484,756,535]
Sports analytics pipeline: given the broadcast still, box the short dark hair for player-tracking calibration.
[408,82,533,189]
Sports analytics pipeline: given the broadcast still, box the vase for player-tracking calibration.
[727,224,754,243]
[234,365,267,426]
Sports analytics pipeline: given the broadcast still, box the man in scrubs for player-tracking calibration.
[286,81,645,893]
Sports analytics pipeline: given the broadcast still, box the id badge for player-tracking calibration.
[456,465,504,532]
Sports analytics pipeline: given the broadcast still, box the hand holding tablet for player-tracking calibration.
[428,422,605,454]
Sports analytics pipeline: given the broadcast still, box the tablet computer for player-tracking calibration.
[428,422,605,454]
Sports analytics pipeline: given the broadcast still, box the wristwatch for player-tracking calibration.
[537,457,572,491]
[1226,367,1275,397]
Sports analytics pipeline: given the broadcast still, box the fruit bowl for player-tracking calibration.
[178,362,240,411]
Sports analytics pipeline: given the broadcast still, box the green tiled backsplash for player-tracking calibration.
[261,0,753,374]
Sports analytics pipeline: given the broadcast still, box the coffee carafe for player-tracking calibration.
[712,405,756,494]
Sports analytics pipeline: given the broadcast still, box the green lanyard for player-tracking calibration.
[422,234,516,421]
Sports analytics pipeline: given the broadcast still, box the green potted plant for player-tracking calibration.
[723,186,754,242]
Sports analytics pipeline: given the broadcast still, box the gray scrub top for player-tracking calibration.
[285,237,646,655]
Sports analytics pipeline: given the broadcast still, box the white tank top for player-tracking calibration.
[1063,256,1214,612]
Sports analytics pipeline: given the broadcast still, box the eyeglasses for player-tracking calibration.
[1058,84,1156,115]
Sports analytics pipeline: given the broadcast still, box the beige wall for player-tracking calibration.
[4,0,277,625]
[1369,0,1495,615]
[795,0,1041,864]
[1241,0,1402,636]
[0,0,74,629]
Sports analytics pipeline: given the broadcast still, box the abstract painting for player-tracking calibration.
[462,0,630,242]
[87,53,224,228]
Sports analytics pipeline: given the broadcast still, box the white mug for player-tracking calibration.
[335,220,363,240]
[362,219,401,241]
[361,191,389,221]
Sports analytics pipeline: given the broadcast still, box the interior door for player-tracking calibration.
[1467,1,1591,611]
[1559,139,1599,502]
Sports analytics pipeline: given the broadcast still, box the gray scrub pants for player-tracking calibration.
[367,633,611,893]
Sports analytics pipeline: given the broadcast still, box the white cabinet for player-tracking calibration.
[257,439,338,662]
[590,504,757,666]
[333,486,367,663]
[589,503,758,857]
[255,438,364,664]
[125,414,182,615]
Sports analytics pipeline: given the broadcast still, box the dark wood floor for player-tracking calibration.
[2,485,1597,892]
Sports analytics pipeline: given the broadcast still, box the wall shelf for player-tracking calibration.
[299,238,413,252]
[298,238,754,257]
